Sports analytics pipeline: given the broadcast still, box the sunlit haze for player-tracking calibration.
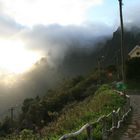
[0,39,42,74]
[1,0,103,27]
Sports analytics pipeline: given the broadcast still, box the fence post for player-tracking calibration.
[102,117,108,140]
[127,96,130,110]
[61,138,65,140]
[117,109,121,122]
[86,125,93,140]
[112,110,117,128]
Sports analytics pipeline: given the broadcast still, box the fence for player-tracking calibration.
[59,90,132,140]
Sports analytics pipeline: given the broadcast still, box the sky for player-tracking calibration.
[0,0,139,27]
[0,0,139,79]
[0,0,139,83]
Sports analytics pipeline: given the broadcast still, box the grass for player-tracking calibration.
[2,85,126,140]
[41,85,126,140]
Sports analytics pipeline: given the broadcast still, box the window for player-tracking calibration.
[136,51,140,56]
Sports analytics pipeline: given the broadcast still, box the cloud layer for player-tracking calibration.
[124,2,140,27]
[0,14,23,38]
[0,0,103,26]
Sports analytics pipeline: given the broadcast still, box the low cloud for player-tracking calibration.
[0,14,24,38]
[20,23,113,65]
[124,2,140,28]
[0,0,103,26]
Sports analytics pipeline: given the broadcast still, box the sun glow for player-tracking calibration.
[0,38,41,74]
[2,0,103,27]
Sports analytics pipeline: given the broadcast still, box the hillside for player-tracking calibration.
[0,68,126,139]
[46,26,140,78]
[0,85,126,140]
[98,26,140,66]
[41,85,125,140]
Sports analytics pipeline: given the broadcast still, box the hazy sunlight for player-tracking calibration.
[0,39,41,74]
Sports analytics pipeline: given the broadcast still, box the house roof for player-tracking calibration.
[128,45,140,56]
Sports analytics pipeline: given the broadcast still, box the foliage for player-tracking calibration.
[18,74,99,130]
[0,116,15,136]
[126,80,140,90]
[126,57,140,80]
[0,73,125,139]
[19,129,35,140]
[41,85,125,139]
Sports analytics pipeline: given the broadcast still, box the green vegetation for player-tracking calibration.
[0,65,127,140]
[126,80,140,90]
[126,57,140,81]
[126,57,140,90]
[0,84,125,140]
[41,85,125,139]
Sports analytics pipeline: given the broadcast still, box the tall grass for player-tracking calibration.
[41,85,125,139]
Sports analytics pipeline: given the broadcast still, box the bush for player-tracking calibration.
[41,85,125,139]
[126,57,140,80]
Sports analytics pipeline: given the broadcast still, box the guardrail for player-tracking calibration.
[59,90,132,140]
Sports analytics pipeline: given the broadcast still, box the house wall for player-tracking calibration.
[129,48,140,58]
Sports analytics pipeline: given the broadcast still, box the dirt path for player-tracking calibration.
[119,95,140,140]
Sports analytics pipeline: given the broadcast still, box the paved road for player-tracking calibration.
[120,95,140,140]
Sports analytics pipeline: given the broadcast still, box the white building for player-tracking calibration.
[128,45,140,58]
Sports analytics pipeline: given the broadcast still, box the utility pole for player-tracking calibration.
[9,107,16,122]
[98,58,101,84]
[118,0,125,84]
[97,56,104,85]
[9,107,16,132]
[116,54,120,80]
[115,50,120,80]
